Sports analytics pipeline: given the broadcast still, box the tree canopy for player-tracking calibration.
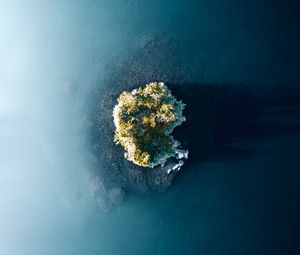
[113,82,186,168]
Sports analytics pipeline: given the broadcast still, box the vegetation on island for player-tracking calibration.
[113,82,186,168]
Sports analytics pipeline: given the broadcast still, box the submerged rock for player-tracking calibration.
[88,38,190,195]
[108,187,125,205]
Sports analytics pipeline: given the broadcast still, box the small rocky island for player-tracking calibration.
[113,82,188,172]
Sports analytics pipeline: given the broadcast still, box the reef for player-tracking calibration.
[113,82,188,170]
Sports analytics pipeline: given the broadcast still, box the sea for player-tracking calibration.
[0,0,299,254]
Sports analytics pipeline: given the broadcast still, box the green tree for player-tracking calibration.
[113,82,186,167]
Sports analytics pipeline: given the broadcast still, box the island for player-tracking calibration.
[113,82,188,170]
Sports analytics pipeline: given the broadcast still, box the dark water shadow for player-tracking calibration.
[169,84,300,166]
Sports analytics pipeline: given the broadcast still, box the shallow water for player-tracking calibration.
[1,0,299,254]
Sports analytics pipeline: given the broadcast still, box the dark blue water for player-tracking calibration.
[1,0,299,254]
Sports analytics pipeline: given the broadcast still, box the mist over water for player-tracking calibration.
[1,0,299,254]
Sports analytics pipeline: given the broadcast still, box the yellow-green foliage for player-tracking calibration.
[113,82,186,167]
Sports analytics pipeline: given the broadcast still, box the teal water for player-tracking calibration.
[1,0,299,254]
